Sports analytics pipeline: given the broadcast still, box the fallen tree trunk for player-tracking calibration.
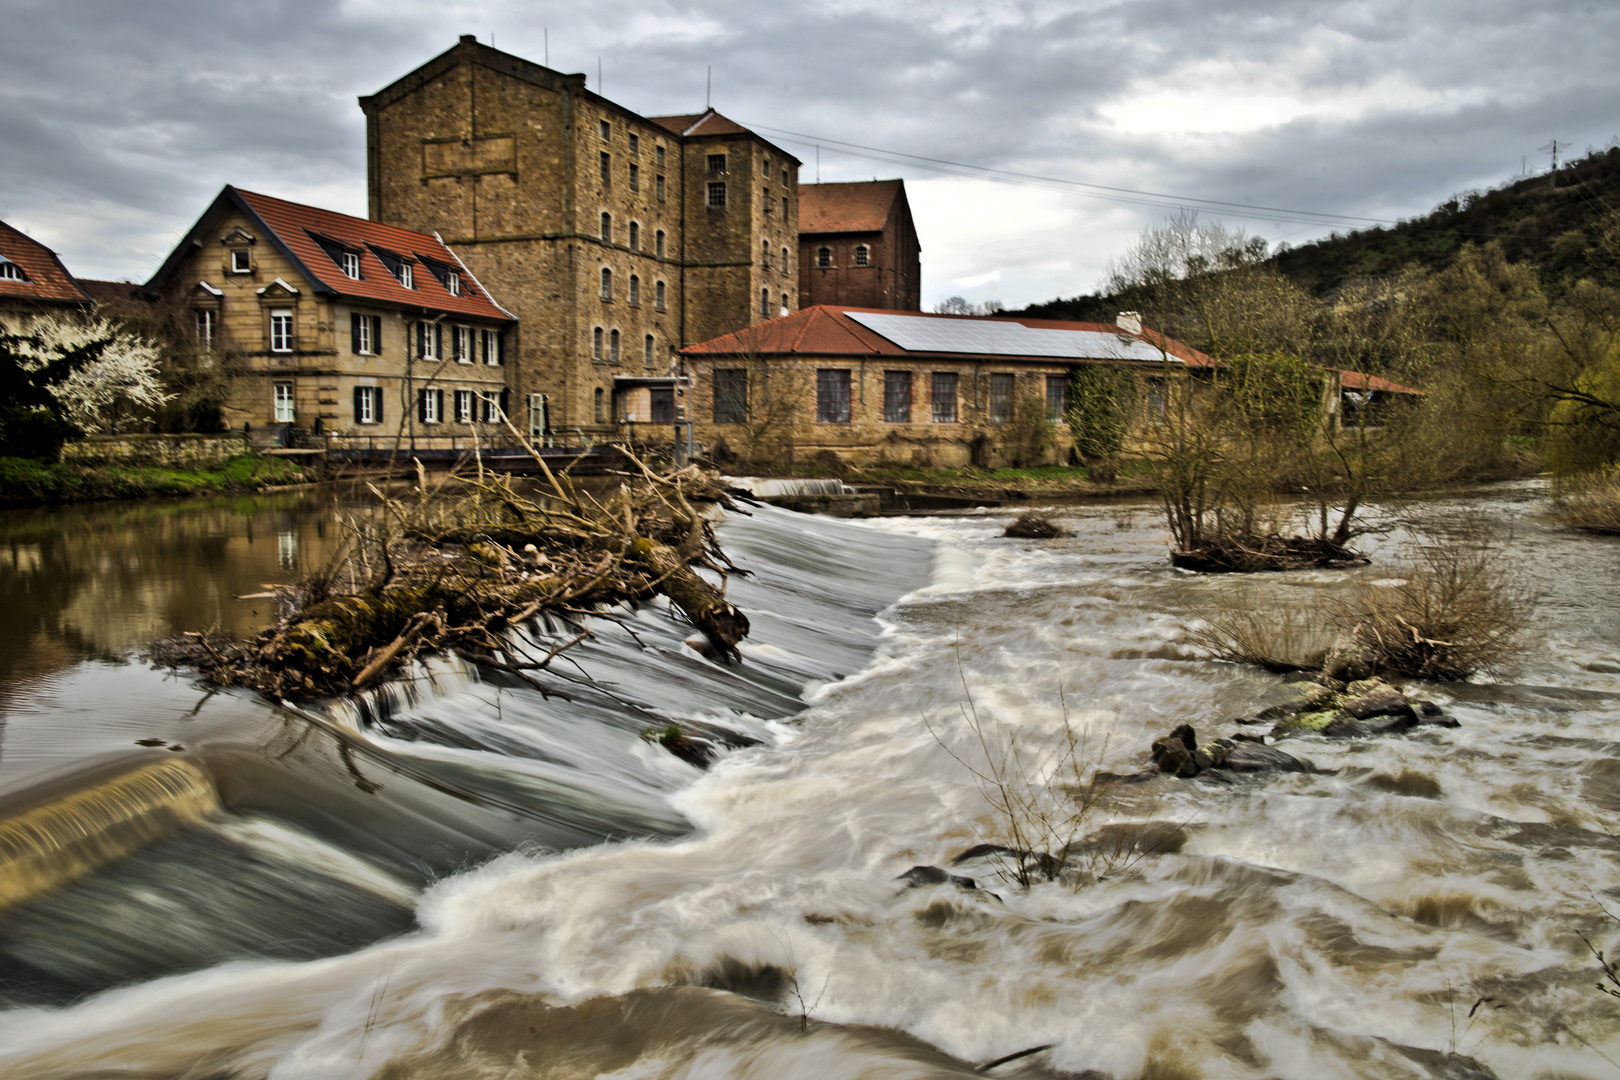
[629,536,749,660]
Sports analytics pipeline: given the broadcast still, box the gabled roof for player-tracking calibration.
[1341,369,1421,395]
[0,219,93,308]
[799,180,905,234]
[142,187,514,322]
[682,306,1212,366]
[646,109,753,138]
[77,279,153,320]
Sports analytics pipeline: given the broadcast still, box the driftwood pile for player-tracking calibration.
[155,452,752,700]
[1171,534,1368,573]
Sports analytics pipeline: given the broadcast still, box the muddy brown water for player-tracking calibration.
[0,481,1618,1079]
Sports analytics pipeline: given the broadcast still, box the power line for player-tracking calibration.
[742,121,1400,231]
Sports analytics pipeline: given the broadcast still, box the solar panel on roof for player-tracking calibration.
[845,312,1178,363]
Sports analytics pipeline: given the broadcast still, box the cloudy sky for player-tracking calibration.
[3,0,1616,309]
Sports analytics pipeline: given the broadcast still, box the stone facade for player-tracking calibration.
[60,433,250,468]
[798,180,921,311]
[360,37,800,440]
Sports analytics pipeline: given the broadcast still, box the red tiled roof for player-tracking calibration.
[77,279,153,320]
[799,180,903,234]
[646,110,753,138]
[1341,369,1421,395]
[232,189,514,321]
[0,219,92,307]
[682,305,1213,366]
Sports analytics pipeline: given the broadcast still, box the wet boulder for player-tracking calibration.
[1255,681,1339,720]
[1219,741,1307,773]
[897,865,979,891]
[1151,724,1203,777]
[641,723,719,769]
[1341,679,1416,721]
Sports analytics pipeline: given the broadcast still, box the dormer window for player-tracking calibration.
[398,263,413,289]
[341,251,361,279]
[0,259,26,281]
[854,245,870,267]
[707,153,727,174]
[446,271,461,297]
[230,249,252,273]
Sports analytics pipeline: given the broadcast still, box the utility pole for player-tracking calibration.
[1538,139,1565,190]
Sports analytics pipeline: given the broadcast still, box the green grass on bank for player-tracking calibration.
[0,453,307,507]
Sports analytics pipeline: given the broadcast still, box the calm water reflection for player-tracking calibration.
[0,490,349,698]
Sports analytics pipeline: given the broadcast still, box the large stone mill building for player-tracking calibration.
[361,36,802,439]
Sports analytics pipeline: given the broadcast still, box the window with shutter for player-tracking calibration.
[371,316,383,356]
[455,389,473,423]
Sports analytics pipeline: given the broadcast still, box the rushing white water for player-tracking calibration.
[2,485,1619,1079]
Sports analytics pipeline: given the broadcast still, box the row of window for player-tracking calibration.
[592,327,660,365]
[226,308,503,361]
[271,384,507,426]
[411,320,504,364]
[761,241,792,271]
[598,152,666,199]
[710,370,1069,425]
[815,245,870,268]
[598,214,667,256]
[760,289,791,317]
[228,243,460,295]
[599,268,665,308]
[598,120,666,167]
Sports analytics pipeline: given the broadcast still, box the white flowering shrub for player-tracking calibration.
[8,313,172,434]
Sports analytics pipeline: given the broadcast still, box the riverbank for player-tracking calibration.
[0,454,308,507]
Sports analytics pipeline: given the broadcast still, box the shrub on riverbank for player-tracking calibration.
[1548,471,1620,534]
[0,453,304,506]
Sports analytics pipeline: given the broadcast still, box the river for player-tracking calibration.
[0,481,1617,1078]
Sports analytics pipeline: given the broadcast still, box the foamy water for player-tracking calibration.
[2,484,1619,1078]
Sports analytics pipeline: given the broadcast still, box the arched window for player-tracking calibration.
[594,386,604,422]
[655,230,665,259]
[628,221,640,250]
[854,245,870,267]
[0,260,27,281]
[781,292,789,315]
[600,212,611,242]
[655,280,666,309]
[817,246,831,268]
[629,275,640,305]
[593,326,604,359]
[782,246,790,269]
[760,288,770,316]
[609,329,620,362]
[762,240,770,269]
[600,267,612,299]
[644,334,654,365]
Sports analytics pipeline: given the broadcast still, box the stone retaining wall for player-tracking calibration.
[60,433,251,469]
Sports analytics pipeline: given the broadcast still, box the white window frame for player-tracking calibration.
[0,260,24,281]
[482,390,500,422]
[446,271,461,297]
[419,320,439,360]
[269,309,294,352]
[454,325,472,363]
[422,389,441,423]
[195,309,215,351]
[341,251,361,279]
[398,263,413,289]
[482,329,501,366]
[231,248,252,273]
[356,314,373,356]
[357,386,379,424]
[273,381,295,422]
[455,388,474,423]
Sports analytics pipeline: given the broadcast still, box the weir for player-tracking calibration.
[0,759,219,912]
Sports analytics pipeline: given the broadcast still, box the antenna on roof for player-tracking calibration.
[598,56,602,92]
[544,27,548,66]
[816,144,820,183]
[706,66,711,110]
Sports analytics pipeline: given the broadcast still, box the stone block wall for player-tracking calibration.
[61,433,251,469]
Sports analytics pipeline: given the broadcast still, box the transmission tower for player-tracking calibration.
[1538,139,1566,190]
